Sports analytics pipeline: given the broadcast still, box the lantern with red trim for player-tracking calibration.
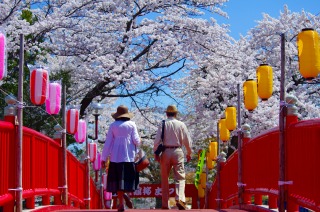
[89,142,97,162]
[30,68,49,105]
[45,82,61,115]
[74,119,86,143]
[103,173,107,190]
[66,108,79,134]
[0,28,7,81]
[93,152,101,171]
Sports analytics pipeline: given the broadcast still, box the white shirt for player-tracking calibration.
[153,117,193,156]
[101,120,141,162]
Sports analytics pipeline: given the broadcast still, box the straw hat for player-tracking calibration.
[111,105,133,119]
[165,105,178,113]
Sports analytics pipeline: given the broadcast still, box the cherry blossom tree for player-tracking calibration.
[176,6,320,146]
[1,1,320,176]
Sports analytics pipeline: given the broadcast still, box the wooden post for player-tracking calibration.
[216,122,221,211]
[86,134,91,209]
[278,33,286,212]
[237,83,244,207]
[16,33,24,212]
[61,83,68,204]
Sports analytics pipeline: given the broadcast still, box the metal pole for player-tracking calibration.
[86,132,91,209]
[16,33,24,212]
[94,114,99,140]
[279,33,286,212]
[216,122,221,211]
[61,83,68,204]
[205,161,208,208]
[237,84,243,207]
[100,168,104,209]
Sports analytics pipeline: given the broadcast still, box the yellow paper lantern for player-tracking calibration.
[198,185,205,198]
[256,64,273,100]
[243,79,258,111]
[209,142,218,160]
[297,28,320,80]
[200,172,206,189]
[219,118,230,142]
[225,106,237,131]
[206,152,213,170]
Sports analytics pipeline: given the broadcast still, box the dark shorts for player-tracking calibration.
[107,162,139,193]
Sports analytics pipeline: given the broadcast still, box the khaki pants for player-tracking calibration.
[160,148,185,208]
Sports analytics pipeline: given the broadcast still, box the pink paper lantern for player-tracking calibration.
[45,82,61,115]
[93,152,101,171]
[66,108,79,134]
[30,68,49,105]
[0,32,6,80]
[74,119,86,143]
[89,142,97,162]
[102,173,108,190]
[104,191,112,200]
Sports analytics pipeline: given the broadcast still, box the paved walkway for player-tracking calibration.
[54,209,250,212]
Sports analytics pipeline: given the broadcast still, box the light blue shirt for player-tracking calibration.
[101,120,141,162]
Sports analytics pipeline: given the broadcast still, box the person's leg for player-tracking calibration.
[160,151,172,209]
[117,191,124,211]
[172,149,187,210]
[123,193,133,208]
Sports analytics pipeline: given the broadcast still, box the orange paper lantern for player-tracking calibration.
[256,64,273,100]
[243,79,258,111]
[297,28,320,79]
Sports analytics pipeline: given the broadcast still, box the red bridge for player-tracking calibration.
[1,111,320,211]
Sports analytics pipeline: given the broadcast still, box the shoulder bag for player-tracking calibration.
[154,120,165,156]
[135,148,150,172]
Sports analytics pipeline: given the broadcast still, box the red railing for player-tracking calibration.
[0,119,100,211]
[208,118,320,211]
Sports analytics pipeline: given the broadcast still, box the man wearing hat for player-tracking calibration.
[153,105,193,210]
[101,105,141,211]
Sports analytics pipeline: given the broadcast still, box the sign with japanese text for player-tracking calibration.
[130,184,197,198]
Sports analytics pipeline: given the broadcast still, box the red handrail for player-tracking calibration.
[0,120,100,211]
[208,118,320,211]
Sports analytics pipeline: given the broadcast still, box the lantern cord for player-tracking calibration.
[237,182,247,187]
[8,187,23,191]
[279,100,287,114]
[0,87,11,96]
[15,101,25,109]
[278,181,293,185]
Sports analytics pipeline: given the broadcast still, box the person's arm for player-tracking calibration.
[131,122,141,147]
[153,124,162,153]
[181,123,193,162]
[101,125,114,167]
[153,123,163,162]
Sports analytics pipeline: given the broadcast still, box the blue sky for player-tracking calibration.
[212,0,319,39]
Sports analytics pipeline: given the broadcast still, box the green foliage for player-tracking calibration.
[0,9,75,145]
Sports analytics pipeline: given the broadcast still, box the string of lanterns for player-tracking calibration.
[199,27,320,202]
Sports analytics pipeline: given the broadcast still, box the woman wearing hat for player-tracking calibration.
[101,105,141,211]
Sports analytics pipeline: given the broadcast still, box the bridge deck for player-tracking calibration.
[54,210,247,212]
[25,206,253,212]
